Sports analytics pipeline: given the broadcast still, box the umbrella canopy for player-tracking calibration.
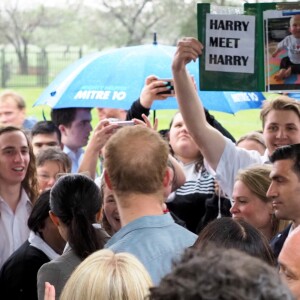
[34,43,265,114]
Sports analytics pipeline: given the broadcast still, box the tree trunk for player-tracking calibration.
[16,44,29,75]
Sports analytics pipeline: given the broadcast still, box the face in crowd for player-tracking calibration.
[61,109,92,151]
[0,100,25,128]
[32,132,61,156]
[169,113,201,164]
[263,109,300,156]
[0,128,30,185]
[102,183,121,234]
[267,159,300,225]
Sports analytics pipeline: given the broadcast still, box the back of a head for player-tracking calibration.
[60,249,153,300]
[50,174,105,259]
[194,217,275,265]
[104,126,169,195]
[150,246,294,300]
[28,190,51,233]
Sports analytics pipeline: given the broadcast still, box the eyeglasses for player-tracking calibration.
[37,173,59,182]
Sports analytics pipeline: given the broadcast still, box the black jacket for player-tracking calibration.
[270,223,292,260]
[0,240,50,300]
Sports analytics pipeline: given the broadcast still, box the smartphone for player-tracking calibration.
[157,80,175,95]
[109,120,135,126]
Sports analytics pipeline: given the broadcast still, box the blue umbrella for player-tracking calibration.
[152,91,265,113]
[34,43,265,114]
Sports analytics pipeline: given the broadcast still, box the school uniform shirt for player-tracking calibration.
[0,189,32,268]
[0,231,60,300]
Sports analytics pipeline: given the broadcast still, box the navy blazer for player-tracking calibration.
[270,223,292,260]
[0,240,49,300]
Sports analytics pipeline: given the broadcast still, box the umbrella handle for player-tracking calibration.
[153,32,157,45]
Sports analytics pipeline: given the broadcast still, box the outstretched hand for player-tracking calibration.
[172,37,203,72]
[133,113,158,131]
[88,119,119,154]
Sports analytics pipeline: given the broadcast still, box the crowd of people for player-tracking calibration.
[0,37,300,300]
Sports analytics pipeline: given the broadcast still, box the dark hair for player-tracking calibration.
[27,190,51,233]
[149,246,293,300]
[0,126,39,202]
[50,174,106,259]
[270,144,300,179]
[31,121,61,143]
[193,217,275,266]
[51,108,90,127]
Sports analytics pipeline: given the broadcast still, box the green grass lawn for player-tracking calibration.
[0,87,267,140]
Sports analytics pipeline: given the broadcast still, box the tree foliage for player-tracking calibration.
[87,0,198,47]
[0,0,243,72]
[0,0,77,73]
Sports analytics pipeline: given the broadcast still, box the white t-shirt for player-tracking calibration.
[205,137,268,197]
[277,35,300,64]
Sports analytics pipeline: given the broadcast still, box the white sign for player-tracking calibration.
[205,14,255,73]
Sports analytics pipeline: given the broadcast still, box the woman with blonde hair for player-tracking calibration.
[231,164,289,241]
[58,249,152,300]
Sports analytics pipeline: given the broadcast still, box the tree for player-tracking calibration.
[82,0,199,48]
[0,1,68,74]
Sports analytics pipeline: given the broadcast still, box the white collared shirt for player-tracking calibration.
[0,188,32,268]
[63,145,84,173]
[28,231,60,260]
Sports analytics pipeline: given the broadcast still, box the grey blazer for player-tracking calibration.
[37,246,81,300]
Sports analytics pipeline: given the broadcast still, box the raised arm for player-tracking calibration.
[172,37,226,171]
[126,75,171,121]
[78,120,118,179]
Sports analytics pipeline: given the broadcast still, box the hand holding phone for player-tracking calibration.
[157,79,175,95]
